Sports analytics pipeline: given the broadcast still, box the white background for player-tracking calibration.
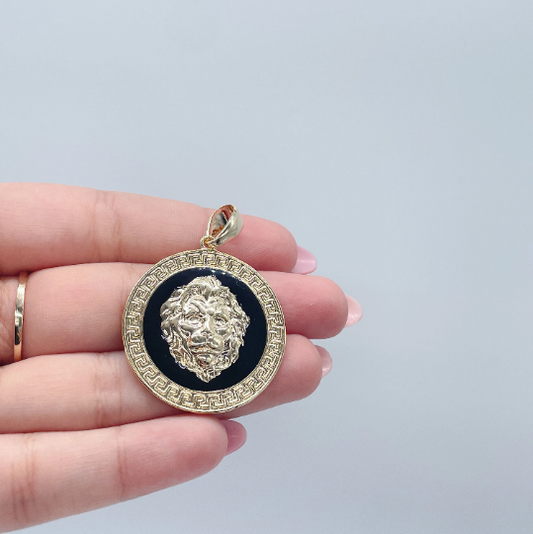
[1,1,532,533]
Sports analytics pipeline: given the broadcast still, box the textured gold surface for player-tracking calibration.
[160,275,250,383]
[122,249,286,413]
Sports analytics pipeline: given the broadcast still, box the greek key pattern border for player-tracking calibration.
[122,249,286,413]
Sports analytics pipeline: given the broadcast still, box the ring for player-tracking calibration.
[14,271,28,363]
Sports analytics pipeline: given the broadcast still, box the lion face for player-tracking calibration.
[160,276,250,383]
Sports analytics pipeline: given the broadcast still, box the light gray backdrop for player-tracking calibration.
[1,1,532,533]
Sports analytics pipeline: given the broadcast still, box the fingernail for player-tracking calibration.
[291,246,317,275]
[220,420,247,455]
[345,295,363,327]
[316,345,332,377]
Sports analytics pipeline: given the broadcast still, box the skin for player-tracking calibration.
[0,183,349,531]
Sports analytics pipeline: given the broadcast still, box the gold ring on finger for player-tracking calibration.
[14,271,28,363]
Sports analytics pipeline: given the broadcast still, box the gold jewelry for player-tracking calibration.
[123,206,286,414]
[14,271,28,363]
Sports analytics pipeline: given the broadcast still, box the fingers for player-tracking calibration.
[0,183,297,275]
[0,264,348,364]
[0,336,324,433]
[229,336,326,418]
[0,416,240,531]
[263,271,347,339]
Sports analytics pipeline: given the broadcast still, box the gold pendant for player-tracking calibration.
[122,206,286,413]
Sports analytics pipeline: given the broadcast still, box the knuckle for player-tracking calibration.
[7,435,38,528]
[293,357,322,401]
[313,276,348,337]
[114,426,128,500]
[283,335,322,402]
[92,352,123,429]
[92,190,124,262]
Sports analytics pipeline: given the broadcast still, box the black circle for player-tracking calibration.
[143,268,267,392]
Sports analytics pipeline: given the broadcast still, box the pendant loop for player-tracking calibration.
[201,205,243,249]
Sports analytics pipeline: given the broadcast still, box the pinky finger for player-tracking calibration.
[0,416,245,532]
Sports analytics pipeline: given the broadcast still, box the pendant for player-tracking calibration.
[122,205,286,413]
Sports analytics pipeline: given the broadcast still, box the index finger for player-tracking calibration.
[0,183,297,274]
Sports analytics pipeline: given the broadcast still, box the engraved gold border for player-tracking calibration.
[122,250,286,414]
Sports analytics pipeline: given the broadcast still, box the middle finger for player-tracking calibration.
[0,264,347,364]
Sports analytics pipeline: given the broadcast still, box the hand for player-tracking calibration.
[0,183,358,531]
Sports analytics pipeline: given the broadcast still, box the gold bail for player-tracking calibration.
[201,205,243,249]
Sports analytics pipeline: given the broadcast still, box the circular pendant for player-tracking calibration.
[123,207,286,413]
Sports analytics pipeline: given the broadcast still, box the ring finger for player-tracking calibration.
[0,335,326,433]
